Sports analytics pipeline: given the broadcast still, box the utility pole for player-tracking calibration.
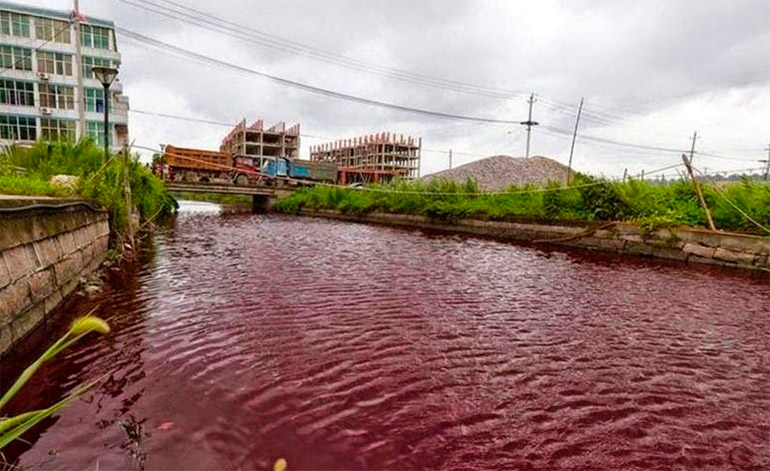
[73,0,86,140]
[520,93,539,159]
[762,144,770,181]
[449,149,453,170]
[689,131,698,163]
[567,97,584,185]
[682,153,716,231]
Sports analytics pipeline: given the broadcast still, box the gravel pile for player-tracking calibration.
[423,155,570,191]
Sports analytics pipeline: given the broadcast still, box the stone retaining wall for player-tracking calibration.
[300,210,770,272]
[0,202,109,356]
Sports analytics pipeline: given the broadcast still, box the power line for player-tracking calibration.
[541,124,687,153]
[114,0,529,101]
[121,0,770,133]
[129,108,513,159]
[541,124,760,163]
[118,26,521,125]
[128,108,331,140]
[130,108,761,167]
[116,0,769,164]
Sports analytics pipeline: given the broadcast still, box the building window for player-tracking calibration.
[40,118,76,142]
[35,17,71,44]
[38,84,74,109]
[84,88,110,112]
[0,11,31,37]
[0,45,32,71]
[0,80,34,106]
[82,56,117,79]
[0,115,36,141]
[37,51,73,76]
[87,121,112,146]
[80,24,111,50]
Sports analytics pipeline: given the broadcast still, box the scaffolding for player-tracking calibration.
[220,119,300,169]
[310,132,421,180]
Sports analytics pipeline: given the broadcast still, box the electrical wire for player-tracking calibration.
[129,108,332,140]
[541,124,688,154]
[113,0,530,101]
[118,26,522,125]
[130,107,758,169]
[115,0,769,162]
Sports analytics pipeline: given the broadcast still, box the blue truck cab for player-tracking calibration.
[262,157,289,178]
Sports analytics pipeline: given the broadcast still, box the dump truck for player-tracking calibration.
[161,145,260,185]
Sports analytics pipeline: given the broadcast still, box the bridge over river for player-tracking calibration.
[164,181,295,211]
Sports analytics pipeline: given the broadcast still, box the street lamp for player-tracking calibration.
[91,66,119,160]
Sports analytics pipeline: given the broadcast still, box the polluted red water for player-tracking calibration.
[3,211,770,470]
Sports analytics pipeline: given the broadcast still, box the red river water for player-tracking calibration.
[3,206,770,470]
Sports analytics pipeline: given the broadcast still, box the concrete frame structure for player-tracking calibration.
[310,132,421,180]
[220,119,300,170]
[0,1,128,150]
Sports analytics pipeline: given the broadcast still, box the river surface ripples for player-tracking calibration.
[4,209,770,470]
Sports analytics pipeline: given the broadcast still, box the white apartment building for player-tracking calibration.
[0,1,128,149]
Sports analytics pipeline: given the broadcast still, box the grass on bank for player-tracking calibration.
[275,175,770,235]
[0,140,177,241]
[0,172,72,197]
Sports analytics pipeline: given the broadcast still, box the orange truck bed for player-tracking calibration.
[164,145,233,172]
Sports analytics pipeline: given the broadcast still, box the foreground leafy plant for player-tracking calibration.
[0,316,110,449]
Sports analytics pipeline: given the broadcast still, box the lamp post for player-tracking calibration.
[90,66,118,160]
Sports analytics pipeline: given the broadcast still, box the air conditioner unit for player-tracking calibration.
[40,107,52,115]
[37,72,50,81]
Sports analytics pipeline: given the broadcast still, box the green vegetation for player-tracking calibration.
[275,175,770,234]
[0,140,177,243]
[0,172,72,197]
[0,316,110,450]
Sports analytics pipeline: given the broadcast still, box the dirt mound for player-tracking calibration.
[423,155,569,191]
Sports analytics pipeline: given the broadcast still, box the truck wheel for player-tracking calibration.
[235,174,249,186]
[276,179,285,188]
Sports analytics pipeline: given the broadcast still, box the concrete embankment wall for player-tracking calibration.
[0,200,109,357]
[299,209,770,272]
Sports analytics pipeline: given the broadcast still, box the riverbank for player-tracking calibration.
[295,209,770,272]
[0,197,110,356]
[275,178,770,234]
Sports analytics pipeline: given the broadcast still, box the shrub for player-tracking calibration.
[1,140,176,242]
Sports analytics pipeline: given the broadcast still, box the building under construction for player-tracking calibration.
[220,119,300,170]
[310,132,421,181]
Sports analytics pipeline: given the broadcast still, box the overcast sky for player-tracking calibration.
[32,0,770,177]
